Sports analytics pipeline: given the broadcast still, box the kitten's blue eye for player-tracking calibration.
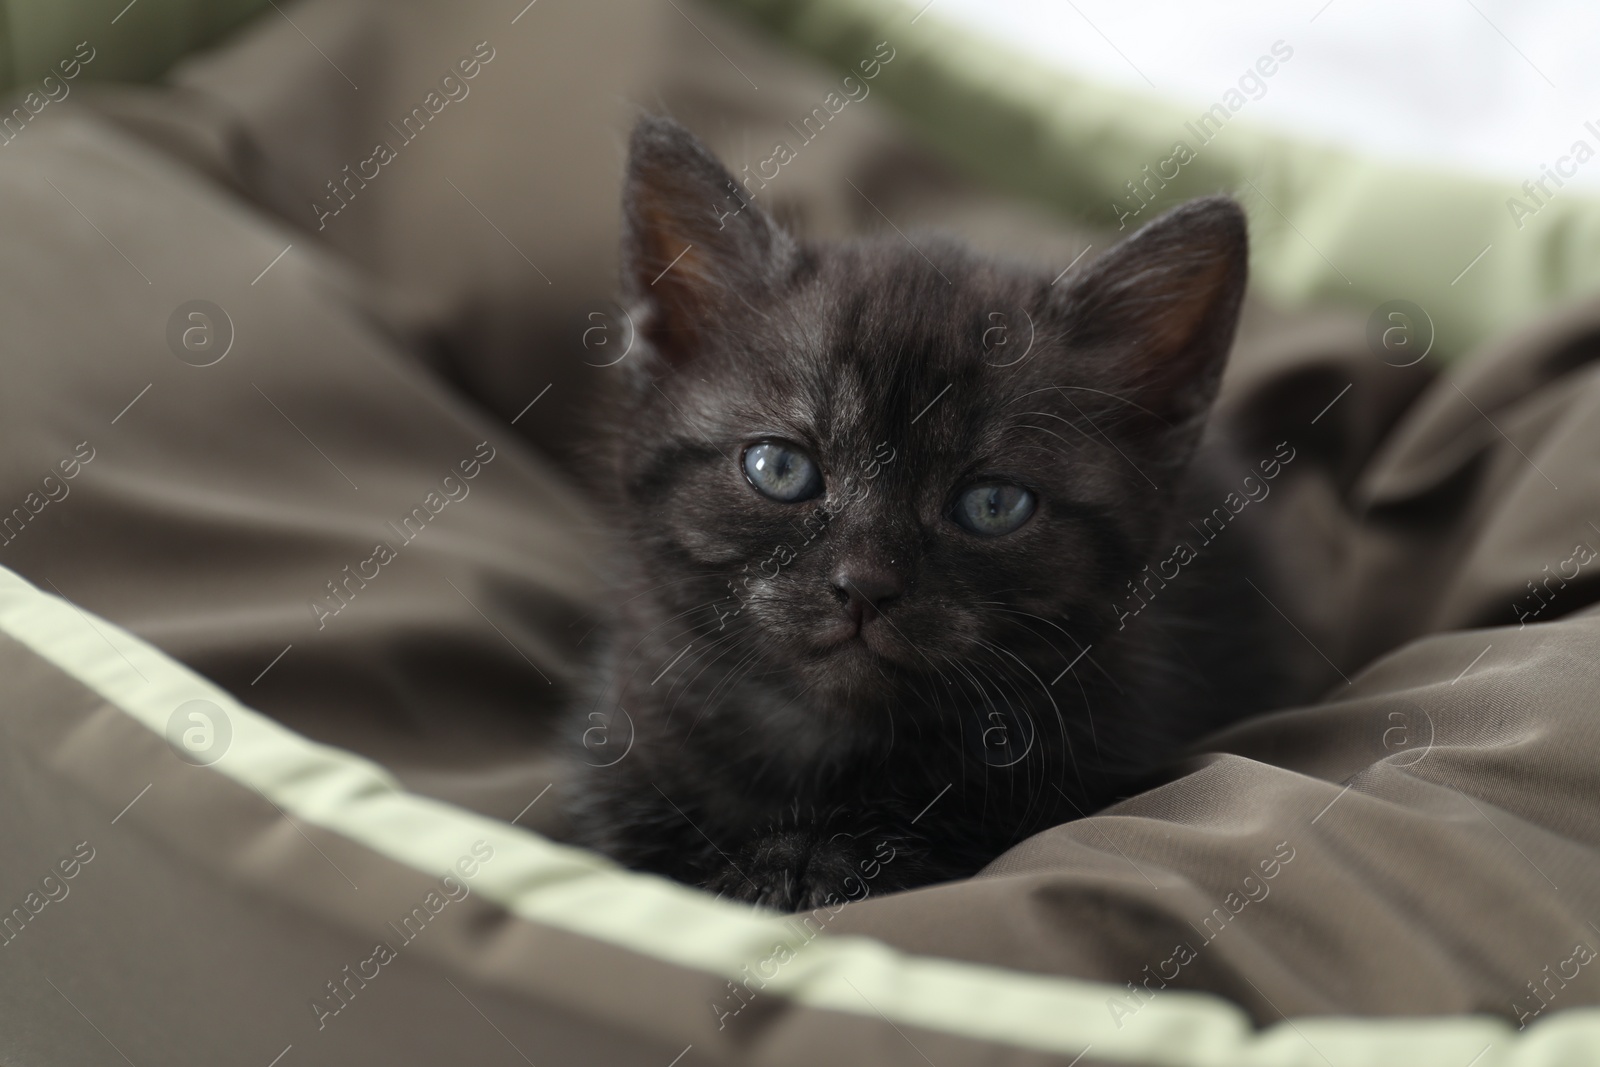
[954,484,1035,536]
[743,441,822,502]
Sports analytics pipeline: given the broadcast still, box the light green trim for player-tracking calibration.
[0,0,270,90]
[0,2,13,91]
[705,0,1600,360]
[0,560,1592,1064]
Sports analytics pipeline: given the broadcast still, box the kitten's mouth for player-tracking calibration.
[812,617,909,666]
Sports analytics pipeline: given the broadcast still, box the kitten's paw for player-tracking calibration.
[705,829,904,912]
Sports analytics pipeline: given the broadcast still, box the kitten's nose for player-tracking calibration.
[831,563,904,623]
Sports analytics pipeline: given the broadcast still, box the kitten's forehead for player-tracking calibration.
[669,238,1071,479]
[806,243,1025,459]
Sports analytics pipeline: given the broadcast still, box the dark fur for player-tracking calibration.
[563,116,1297,910]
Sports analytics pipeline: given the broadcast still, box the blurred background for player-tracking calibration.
[9,0,1588,476]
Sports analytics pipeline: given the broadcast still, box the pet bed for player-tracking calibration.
[3,1,1599,1064]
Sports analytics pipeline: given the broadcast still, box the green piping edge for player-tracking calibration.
[0,561,1594,1065]
[704,0,1600,360]
[0,2,15,93]
[0,0,271,91]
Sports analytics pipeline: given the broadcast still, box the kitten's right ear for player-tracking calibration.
[1052,196,1248,439]
[621,116,795,369]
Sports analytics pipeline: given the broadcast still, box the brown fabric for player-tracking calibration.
[0,96,601,828]
[4,0,1600,1061]
[0,639,672,1066]
[3,630,1097,1066]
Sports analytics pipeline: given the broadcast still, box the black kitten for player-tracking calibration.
[564,116,1295,910]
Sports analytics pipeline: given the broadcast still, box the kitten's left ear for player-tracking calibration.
[1053,196,1248,435]
[621,116,797,369]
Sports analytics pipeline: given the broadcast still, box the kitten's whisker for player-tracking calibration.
[943,650,1023,792]
[977,638,1086,805]
[904,635,965,743]
[703,633,769,703]
[1067,666,1102,761]
[928,652,975,774]
[1014,421,1091,454]
[619,613,734,694]
[1008,383,1165,425]
[627,617,739,694]
[968,642,1050,819]
[661,629,744,723]
[618,568,729,605]
[983,605,1091,673]
[582,572,732,655]
[1056,391,1162,490]
[1016,409,1100,447]
[619,598,727,667]
[680,645,764,747]
[981,605,1125,697]
[1016,410,1154,486]
[1014,424,1129,480]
